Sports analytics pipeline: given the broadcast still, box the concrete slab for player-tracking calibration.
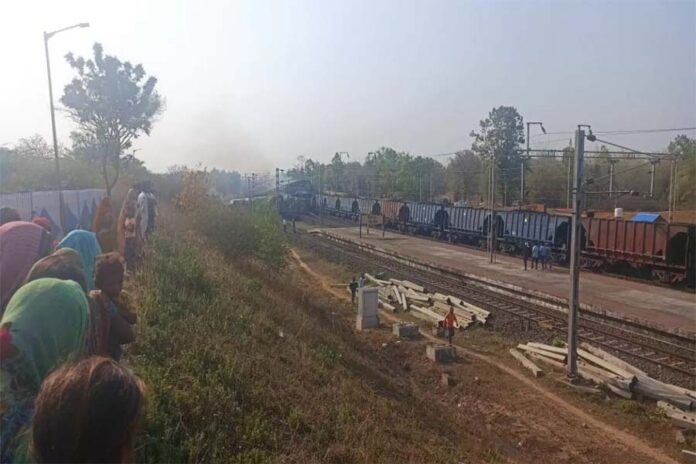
[358,287,379,318]
[321,227,696,333]
[392,322,419,338]
[356,315,379,331]
[426,343,456,362]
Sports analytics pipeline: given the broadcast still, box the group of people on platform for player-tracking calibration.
[0,185,156,463]
[521,242,553,271]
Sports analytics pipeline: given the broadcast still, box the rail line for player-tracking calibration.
[302,212,695,293]
[292,230,696,388]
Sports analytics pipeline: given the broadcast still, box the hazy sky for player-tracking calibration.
[1,0,694,173]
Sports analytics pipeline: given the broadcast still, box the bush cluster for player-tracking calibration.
[175,169,288,270]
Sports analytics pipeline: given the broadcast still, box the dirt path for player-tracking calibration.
[290,248,680,464]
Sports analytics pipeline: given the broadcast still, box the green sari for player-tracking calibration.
[0,278,89,463]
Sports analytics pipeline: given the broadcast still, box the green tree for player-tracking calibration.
[470,106,525,206]
[61,43,163,195]
[526,157,567,207]
[668,135,696,209]
[445,150,481,203]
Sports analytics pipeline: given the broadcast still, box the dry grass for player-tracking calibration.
[127,212,484,463]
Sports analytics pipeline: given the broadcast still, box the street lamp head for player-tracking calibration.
[79,22,90,28]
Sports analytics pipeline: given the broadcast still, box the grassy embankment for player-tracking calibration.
[127,206,477,463]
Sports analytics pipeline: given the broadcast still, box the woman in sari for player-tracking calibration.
[23,248,88,293]
[0,222,53,313]
[57,230,102,292]
[92,197,115,253]
[0,278,89,463]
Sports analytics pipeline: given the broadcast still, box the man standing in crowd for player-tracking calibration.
[539,244,547,270]
[531,244,539,270]
[522,242,531,271]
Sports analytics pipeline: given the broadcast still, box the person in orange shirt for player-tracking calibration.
[443,307,458,345]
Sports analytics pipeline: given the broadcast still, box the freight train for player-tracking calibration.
[278,192,695,288]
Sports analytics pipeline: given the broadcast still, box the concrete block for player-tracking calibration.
[356,315,379,331]
[393,322,419,339]
[441,372,455,386]
[426,343,456,363]
[358,288,379,318]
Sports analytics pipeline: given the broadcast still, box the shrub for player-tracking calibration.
[174,168,288,270]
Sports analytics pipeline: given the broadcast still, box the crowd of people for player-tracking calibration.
[521,242,553,271]
[0,185,157,463]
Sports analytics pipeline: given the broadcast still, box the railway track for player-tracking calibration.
[293,230,696,388]
[303,212,695,293]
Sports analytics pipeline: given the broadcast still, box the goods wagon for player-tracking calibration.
[504,211,570,249]
[447,206,487,234]
[582,217,694,284]
[406,202,438,230]
[299,191,694,287]
[356,198,371,214]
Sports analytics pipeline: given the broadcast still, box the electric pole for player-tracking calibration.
[489,152,496,264]
[319,165,324,226]
[649,160,659,198]
[668,156,681,223]
[567,127,587,380]
[524,122,545,205]
[566,158,573,209]
[608,159,618,198]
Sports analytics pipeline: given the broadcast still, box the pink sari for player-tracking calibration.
[0,222,53,312]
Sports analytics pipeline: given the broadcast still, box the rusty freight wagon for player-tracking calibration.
[581,213,695,285]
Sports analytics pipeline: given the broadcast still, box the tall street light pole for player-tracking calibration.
[44,22,89,233]
[523,121,546,205]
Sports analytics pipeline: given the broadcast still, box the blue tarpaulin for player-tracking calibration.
[631,212,663,223]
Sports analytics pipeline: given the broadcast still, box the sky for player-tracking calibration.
[1,0,694,173]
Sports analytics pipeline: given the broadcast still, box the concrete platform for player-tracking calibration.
[319,227,696,334]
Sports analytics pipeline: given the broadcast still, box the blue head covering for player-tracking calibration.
[57,230,102,291]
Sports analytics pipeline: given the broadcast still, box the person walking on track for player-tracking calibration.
[443,307,458,346]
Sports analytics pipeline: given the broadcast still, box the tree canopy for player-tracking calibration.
[61,43,163,195]
[470,106,525,206]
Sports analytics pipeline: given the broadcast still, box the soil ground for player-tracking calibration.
[291,241,692,464]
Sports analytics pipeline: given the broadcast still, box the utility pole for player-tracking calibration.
[668,157,674,222]
[247,175,252,211]
[275,168,280,212]
[567,127,586,380]
[668,156,680,222]
[319,165,324,226]
[608,159,618,198]
[523,122,545,205]
[649,160,659,198]
[251,173,257,210]
[566,158,573,209]
[489,152,496,264]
